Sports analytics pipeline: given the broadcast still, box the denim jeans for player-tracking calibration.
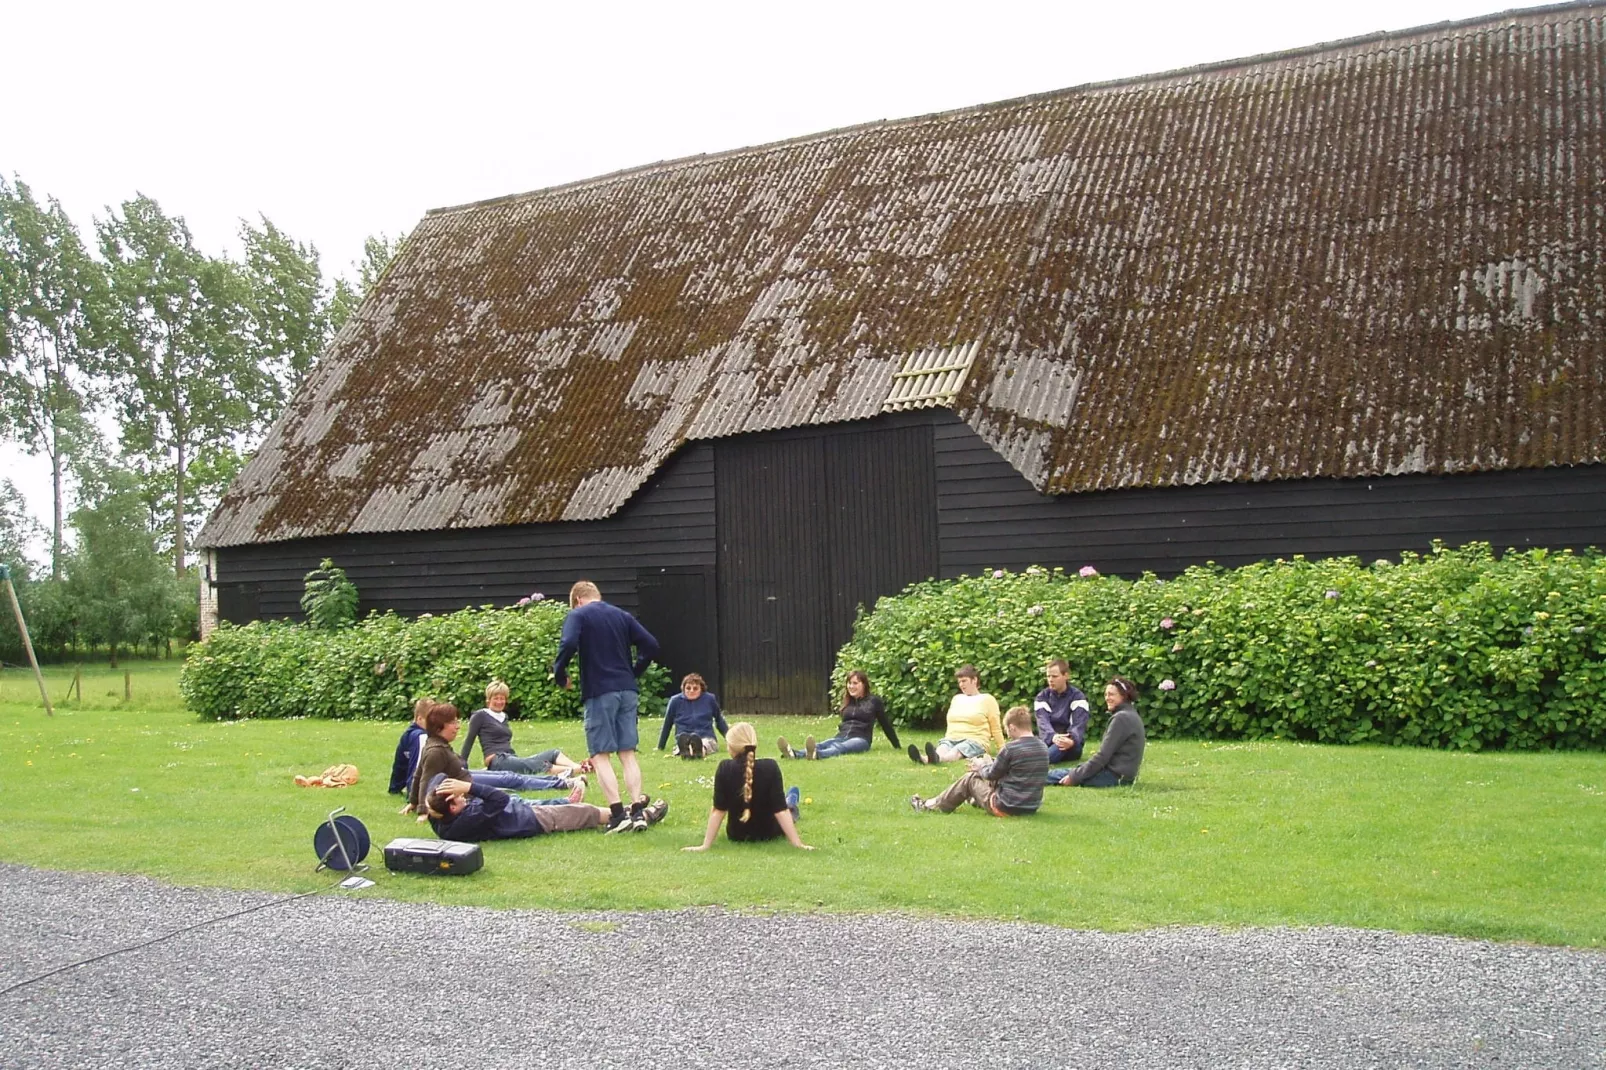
[785,785,801,823]
[470,769,568,792]
[487,748,561,775]
[1046,767,1127,787]
[1047,742,1083,764]
[811,735,870,760]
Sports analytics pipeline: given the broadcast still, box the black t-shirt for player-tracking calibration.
[712,754,788,842]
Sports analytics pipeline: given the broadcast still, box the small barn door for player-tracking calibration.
[636,565,718,699]
[715,423,936,715]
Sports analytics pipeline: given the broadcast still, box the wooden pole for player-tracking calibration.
[1,565,53,717]
[124,670,131,703]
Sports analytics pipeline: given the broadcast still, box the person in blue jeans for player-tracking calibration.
[657,673,728,758]
[778,670,900,759]
[553,580,661,833]
[405,702,579,817]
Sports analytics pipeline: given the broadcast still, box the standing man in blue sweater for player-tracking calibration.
[553,580,661,833]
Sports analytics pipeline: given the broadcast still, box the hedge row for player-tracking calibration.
[833,544,1606,750]
[180,598,672,721]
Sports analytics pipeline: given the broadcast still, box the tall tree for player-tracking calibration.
[0,176,109,577]
[63,463,181,667]
[327,231,401,333]
[241,215,330,409]
[97,195,264,575]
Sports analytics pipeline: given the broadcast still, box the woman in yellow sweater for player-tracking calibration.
[908,664,1004,764]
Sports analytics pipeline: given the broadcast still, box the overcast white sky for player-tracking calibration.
[0,0,1558,553]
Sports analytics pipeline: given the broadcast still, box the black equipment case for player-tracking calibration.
[383,837,484,876]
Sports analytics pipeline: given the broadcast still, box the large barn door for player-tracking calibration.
[715,423,937,715]
[716,438,830,714]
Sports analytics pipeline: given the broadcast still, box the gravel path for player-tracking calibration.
[0,863,1601,1070]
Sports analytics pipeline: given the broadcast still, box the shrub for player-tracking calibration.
[833,545,1606,750]
[299,558,359,631]
[180,597,672,721]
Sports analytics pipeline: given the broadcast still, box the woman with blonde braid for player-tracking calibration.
[682,722,813,851]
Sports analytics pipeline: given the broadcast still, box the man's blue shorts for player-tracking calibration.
[583,690,640,756]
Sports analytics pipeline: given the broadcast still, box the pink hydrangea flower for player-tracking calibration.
[1078,565,1099,578]
[517,597,532,606]
[1160,617,1175,629]
[992,569,1006,579]
[1325,589,1341,600]
[530,592,545,602]
[1158,679,1177,691]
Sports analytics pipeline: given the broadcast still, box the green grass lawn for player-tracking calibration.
[3,661,1604,946]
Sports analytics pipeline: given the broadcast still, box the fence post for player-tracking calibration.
[124,670,132,703]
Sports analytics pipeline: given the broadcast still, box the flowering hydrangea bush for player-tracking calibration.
[182,598,671,721]
[832,545,1606,750]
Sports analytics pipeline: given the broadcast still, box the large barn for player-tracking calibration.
[198,3,1606,713]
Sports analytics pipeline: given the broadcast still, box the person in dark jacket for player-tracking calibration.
[912,706,1050,815]
[406,702,578,817]
[1049,677,1146,787]
[682,722,813,851]
[1035,659,1091,764]
[427,776,667,841]
[657,673,728,758]
[778,670,900,759]
[388,698,430,801]
[552,580,661,833]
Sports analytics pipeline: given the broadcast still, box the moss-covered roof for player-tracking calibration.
[200,2,1606,548]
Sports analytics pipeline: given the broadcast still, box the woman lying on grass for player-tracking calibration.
[778,670,900,760]
[683,722,813,851]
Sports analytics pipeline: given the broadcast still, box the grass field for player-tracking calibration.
[2,661,1604,946]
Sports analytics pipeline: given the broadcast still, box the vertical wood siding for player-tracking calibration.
[713,416,939,714]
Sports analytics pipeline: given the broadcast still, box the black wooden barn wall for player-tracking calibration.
[929,413,1606,577]
[214,409,1606,714]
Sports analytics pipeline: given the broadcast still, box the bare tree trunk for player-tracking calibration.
[173,436,186,576]
[50,428,63,580]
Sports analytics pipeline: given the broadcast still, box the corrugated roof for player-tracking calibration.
[199,2,1606,548]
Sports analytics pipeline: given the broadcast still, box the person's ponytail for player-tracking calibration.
[740,748,755,823]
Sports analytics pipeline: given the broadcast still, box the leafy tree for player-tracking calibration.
[0,176,110,577]
[97,195,266,575]
[241,215,330,408]
[63,465,182,666]
[327,232,402,334]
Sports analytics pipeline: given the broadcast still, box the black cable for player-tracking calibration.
[0,874,359,999]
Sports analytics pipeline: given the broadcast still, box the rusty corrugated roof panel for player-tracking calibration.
[199,2,1606,548]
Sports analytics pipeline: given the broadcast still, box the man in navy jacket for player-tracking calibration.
[426,776,666,840]
[1036,659,1091,764]
[552,580,661,833]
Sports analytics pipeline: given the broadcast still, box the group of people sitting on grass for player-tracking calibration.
[383,579,1146,851]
